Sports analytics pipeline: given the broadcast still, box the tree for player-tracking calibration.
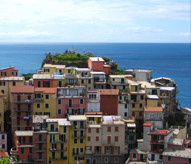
[102,56,111,63]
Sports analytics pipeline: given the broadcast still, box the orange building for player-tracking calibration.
[88,57,104,72]
[0,66,18,78]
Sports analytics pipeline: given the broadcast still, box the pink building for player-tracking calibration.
[0,133,7,152]
[88,57,104,72]
[56,86,87,117]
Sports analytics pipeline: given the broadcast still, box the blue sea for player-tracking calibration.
[0,43,190,108]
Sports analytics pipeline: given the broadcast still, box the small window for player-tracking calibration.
[45,104,49,108]
[141,95,144,100]
[74,139,77,144]
[23,137,26,143]
[13,82,16,86]
[88,79,91,84]
[107,127,111,132]
[115,136,118,142]
[58,99,62,104]
[2,135,5,139]
[63,127,66,133]
[37,104,40,108]
[80,148,83,152]
[1,90,4,94]
[129,135,134,141]
[81,79,84,84]
[2,144,5,149]
[80,99,83,104]
[168,156,171,161]
[29,147,32,154]
[80,139,83,144]
[88,128,91,133]
[96,128,99,133]
[139,103,143,108]
[114,157,119,163]
[132,104,135,108]
[125,104,127,108]
[115,127,118,132]
[21,148,24,154]
[96,136,99,141]
[124,112,127,117]
[133,153,136,158]
[104,157,109,163]
[46,95,49,99]
[88,136,91,141]
[132,112,135,116]
[188,159,191,163]
[58,109,61,114]
[139,112,143,116]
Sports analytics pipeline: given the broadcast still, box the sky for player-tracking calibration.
[0,0,190,43]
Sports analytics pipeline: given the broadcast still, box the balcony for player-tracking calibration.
[48,128,58,133]
[35,139,46,144]
[49,157,67,161]
[66,104,79,109]
[35,149,46,152]
[35,159,46,162]
[73,126,86,130]
[73,152,85,156]
[34,99,44,103]
[14,108,33,112]
[14,99,33,104]
[49,147,67,151]
[72,134,85,138]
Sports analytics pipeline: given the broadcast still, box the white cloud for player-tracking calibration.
[179,33,191,37]
[125,26,163,33]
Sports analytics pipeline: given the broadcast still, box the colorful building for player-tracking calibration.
[56,86,87,117]
[88,57,104,72]
[100,89,119,115]
[33,74,54,88]
[33,87,57,117]
[42,64,65,74]
[87,90,100,112]
[10,86,34,132]
[0,92,4,132]
[0,66,18,78]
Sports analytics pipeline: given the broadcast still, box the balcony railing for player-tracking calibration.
[49,157,67,161]
[66,104,79,109]
[34,99,44,103]
[35,158,46,162]
[72,134,85,138]
[14,108,33,112]
[35,149,46,152]
[73,152,85,156]
[102,141,115,146]
[49,147,67,151]
[35,139,46,143]
[14,99,33,104]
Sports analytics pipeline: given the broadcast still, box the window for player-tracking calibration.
[88,79,91,84]
[150,113,154,118]
[113,78,115,81]
[107,136,111,144]
[88,128,91,133]
[1,72,6,76]
[68,70,70,73]
[64,127,66,133]
[80,139,83,144]
[88,136,91,141]
[46,95,49,99]
[188,159,191,163]
[37,104,40,108]
[124,112,127,117]
[96,136,99,141]
[44,69,50,72]
[21,148,24,154]
[81,79,84,84]
[29,137,32,143]
[2,144,5,149]
[60,152,64,159]
[104,157,109,163]
[58,99,61,104]
[107,127,111,132]
[115,136,118,142]
[74,139,77,144]
[44,112,50,115]
[29,147,32,154]
[125,104,128,108]
[139,112,143,117]
[13,82,16,86]
[0,82,5,86]
[96,128,99,133]
[2,135,5,139]
[114,157,119,163]
[133,154,136,158]
[115,127,118,132]
[132,112,135,116]
[80,99,83,104]
[80,148,83,152]
[141,95,144,100]
[58,81,62,87]
[45,104,49,108]
[168,156,171,161]
[37,81,41,87]
[19,137,21,143]
[129,135,134,141]
[58,109,61,114]
[139,103,142,108]
[23,137,26,143]
[1,90,4,94]
[159,155,163,160]
[132,104,135,108]
[52,152,55,159]
[119,96,122,100]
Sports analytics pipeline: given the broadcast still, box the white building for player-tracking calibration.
[87,90,100,112]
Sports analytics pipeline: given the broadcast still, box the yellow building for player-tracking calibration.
[42,64,65,74]
[0,92,4,132]
[146,95,159,107]
[46,118,71,164]
[64,67,77,74]
[127,80,146,120]
[53,75,65,87]
[68,115,87,164]
[0,77,24,111]
[76,68,94,90]
[33,88,57,118]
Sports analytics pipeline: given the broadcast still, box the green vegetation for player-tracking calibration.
[41,49,94,68]
[168,112,185,126]
[21,73,33,81]
[102,56,111,63]
[114,69,126,75]
[0,156,19,164]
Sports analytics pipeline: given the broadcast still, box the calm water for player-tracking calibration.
[0,43,190,108]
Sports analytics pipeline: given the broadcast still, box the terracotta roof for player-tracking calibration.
[144,106,163,112]
[85,112,103,115]
[35,88,57,94]
[10,86,34,93]
[100,89,119,95]
[143,123,153,127]
[0,150,9,158]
